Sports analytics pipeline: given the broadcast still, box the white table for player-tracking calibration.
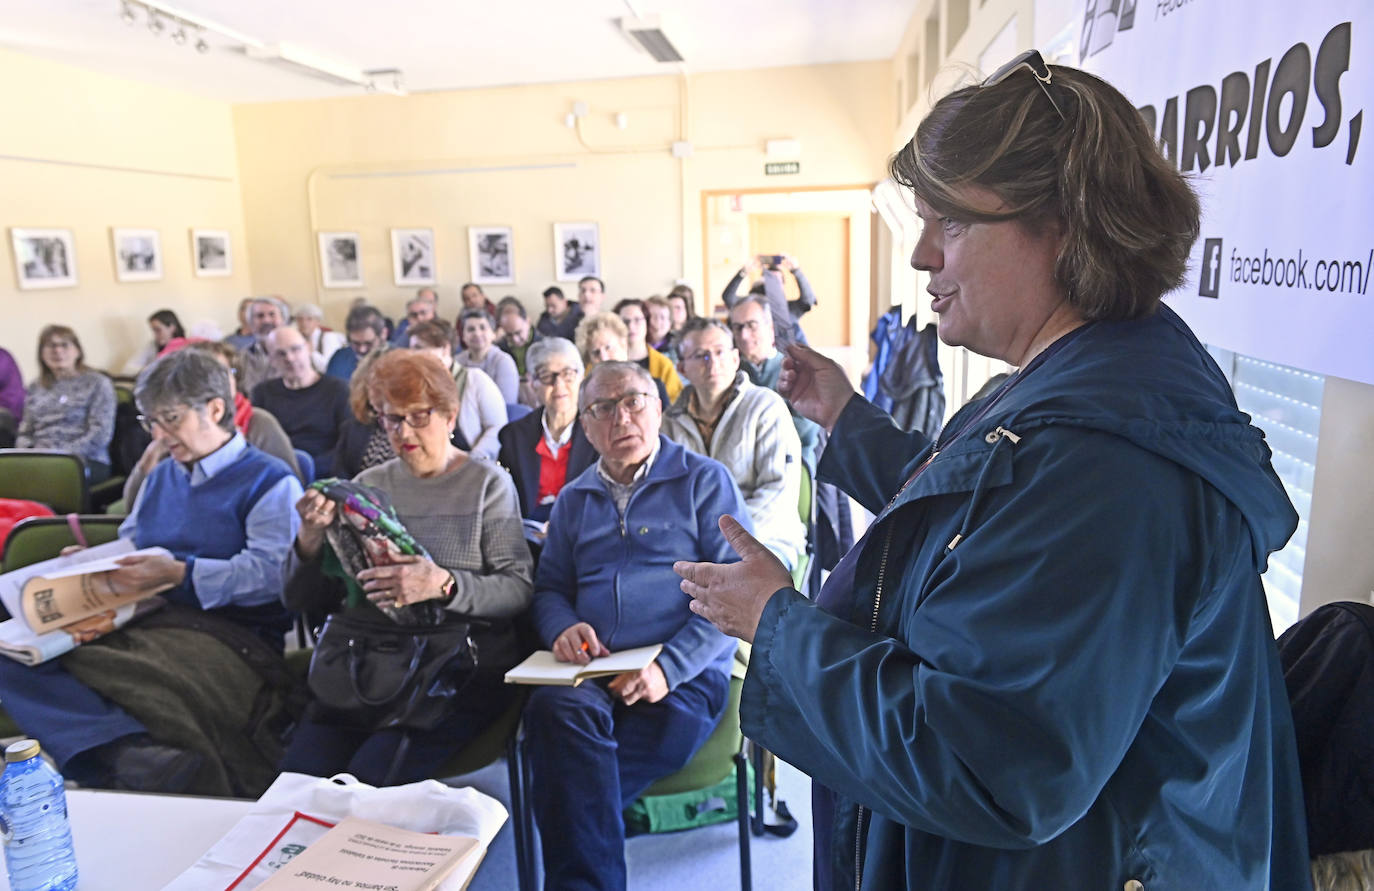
[0,788,254,890]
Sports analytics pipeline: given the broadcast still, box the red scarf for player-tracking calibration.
[233,391,253,434]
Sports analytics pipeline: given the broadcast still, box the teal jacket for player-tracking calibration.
[742,305,1311,890]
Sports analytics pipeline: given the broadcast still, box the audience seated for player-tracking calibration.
[280,350,532,786]
[294,303,346,373]
[124,340,303,508]
[15,325,116,482]
[236,297,290,395]
[325,304,387,382]
[0,349,302,794]
[722,255,814,347]
[0,346,24,449]
[252,327,350,478]
[331,348,395,480]
[577,276,606,316]
[666,285,696,336]
[497,337,596,524]
[120,309,184,376]
[536,285,584,342]
[524,360,749,887]
[495,296,543,407]
[615,298,682,401]
[460,282,500,322]
[409,320,507,460]
[576,311,672,408]
[456,308,520,404]
[729,295,819,472]
[644,295,678,363]
[224,297,257,352]
[389,292,438,347]
[662,319,805,568]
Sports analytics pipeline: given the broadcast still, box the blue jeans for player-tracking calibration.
[523,668,729,891]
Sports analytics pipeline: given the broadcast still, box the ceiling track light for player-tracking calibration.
[147,11,164,34]
[120,1,136,25]
[171,25,187,45]
[195,33,209,53]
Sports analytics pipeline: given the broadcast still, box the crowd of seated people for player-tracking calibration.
[0,276,822,877]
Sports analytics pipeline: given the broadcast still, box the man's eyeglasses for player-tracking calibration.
[137,408,187,434]
[378,408,434,432]
[685,347,736,365]
[535,368,580,387]
[581,392,654,422]
[983,49,1066,122]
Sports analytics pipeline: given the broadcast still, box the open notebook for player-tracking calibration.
[503,644,663,686]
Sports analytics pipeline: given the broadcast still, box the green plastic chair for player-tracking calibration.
[0,450,89,515]
[791,462,816,593]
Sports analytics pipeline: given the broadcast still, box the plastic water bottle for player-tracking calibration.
[0,740,77,891]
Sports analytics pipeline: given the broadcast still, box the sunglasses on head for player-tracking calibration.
[983,49,1067,122]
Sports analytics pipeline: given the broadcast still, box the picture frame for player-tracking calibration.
[468,226,514,285]
[111,227,162,283]
[391,228,436,286]
[318,231,364,288]
[10,228,77,290]
[191,229,232,277]
[553,222,600,281]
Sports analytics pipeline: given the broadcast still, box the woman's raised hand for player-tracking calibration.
[292,489,336,560]
[778,343,855,432]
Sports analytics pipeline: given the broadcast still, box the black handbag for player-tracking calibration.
[306,611,482,731]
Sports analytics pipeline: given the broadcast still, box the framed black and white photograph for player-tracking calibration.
[553,222,600,281]
[111,228,162,283]
[391,228,436,286]
[191,229,232,278]
[318,231,363,288]
[10,228,77,290]
[468,226,514,285]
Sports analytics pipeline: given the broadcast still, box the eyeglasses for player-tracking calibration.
[581,392,655,422]
[685,347,736,365]
[137,408,187,434]
[983,49,1066,122]
[535,368,580,387]
[729,319,762,335]
[378,409,434,432]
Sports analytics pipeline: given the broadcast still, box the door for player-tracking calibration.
[748,213,851,348]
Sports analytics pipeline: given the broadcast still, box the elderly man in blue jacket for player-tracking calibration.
[525,360,750,890]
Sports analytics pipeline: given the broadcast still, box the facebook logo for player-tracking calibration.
[1198,238,1223,298]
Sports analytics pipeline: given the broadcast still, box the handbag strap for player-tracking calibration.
[347,635,429,707]
[66,513,88,548]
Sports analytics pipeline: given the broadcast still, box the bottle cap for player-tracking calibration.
[4,740,40,763]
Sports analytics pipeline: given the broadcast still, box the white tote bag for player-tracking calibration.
[162,772,508,891]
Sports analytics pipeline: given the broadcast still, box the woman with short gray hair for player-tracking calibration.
[0,347,305,796]
[498,336,597,525]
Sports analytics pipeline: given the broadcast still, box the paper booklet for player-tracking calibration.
[503,643,663,686]
[254,816,478,891]
[0,538,174,665]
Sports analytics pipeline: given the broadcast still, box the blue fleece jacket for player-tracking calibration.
[744,305,1311,890]
[531,435,750,690]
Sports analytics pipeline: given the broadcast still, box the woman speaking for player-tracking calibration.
[676,55,1310,889]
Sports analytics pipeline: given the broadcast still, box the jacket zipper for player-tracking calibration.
[855,523,895,890]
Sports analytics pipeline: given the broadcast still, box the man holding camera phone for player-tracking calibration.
[721,253,816,347]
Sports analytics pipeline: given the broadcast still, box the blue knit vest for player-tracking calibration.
[135,444,293,642]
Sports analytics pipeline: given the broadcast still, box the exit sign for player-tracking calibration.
[764,161,800,175]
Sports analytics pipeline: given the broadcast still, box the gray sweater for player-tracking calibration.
[16,371,116,467]
[355,456,533,618]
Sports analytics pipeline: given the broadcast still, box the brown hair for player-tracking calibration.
[889,63,1199,321]
[369,350,459,418]
[37,325,89,388]
[348,346,391,423]
[667,285,697,319]
[407,319,456,351]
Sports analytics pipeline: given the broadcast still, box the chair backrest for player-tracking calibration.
[506,402,533,423]
[0,449,89,514]
[108,386,152,477]
[1,514,124,573]
[294,449,316,484]
[798,461,815,528]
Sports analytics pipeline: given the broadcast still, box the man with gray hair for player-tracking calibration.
[662,318,806,569]
[389,289,438,346]
[523,359,750,887]
[0,348,302,794]
[325,304,387,382]
[255,326,350,478]
[238,297,291,395]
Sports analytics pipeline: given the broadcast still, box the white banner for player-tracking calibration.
[1080,0,1373,384]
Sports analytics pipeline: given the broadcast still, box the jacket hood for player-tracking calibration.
[989,304,1297,570]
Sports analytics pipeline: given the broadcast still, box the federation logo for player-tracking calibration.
[1198,238,1223,298]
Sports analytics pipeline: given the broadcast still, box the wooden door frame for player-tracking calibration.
[699,183,877,314]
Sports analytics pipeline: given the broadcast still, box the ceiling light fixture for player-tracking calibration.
[619,15,685,63]
[171,25,187,45]
[195,33,209,53]
[147,11,164,34]
[120,1,136,25]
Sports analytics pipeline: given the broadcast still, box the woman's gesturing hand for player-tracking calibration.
[553,622,610,665]
[357,555,452,609]
[778,343,855,432]
[675,515,793,643]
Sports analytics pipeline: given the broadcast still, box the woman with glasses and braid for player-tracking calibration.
[676,55,1309,890]
[282,349,532,785]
